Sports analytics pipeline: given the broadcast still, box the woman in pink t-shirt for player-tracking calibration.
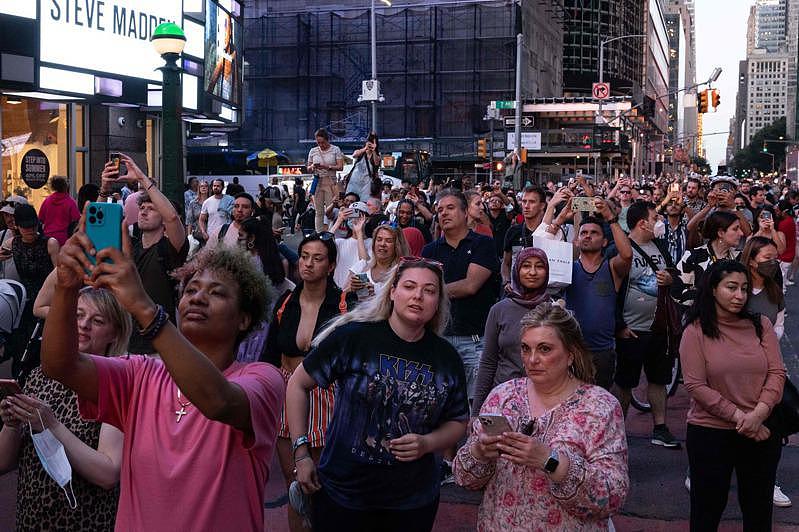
[41,224,286,532]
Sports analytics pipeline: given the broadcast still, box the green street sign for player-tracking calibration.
[493,100,516,109]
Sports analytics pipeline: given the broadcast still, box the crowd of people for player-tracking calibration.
[0,129,796,531]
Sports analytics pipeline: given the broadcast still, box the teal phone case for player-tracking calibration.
[85,202,122,264]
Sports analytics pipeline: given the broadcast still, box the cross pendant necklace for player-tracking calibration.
[176,389,191,423]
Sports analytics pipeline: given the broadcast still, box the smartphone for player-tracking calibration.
[478,414,513,436]
[669,183,680,193]
[0,239,12,259]
[0,378,22,401]
[355,273,369,284]
[761,210,773,220]
[109,152,127,176]
[571,196,597,212]
[85,202,123,264]
[719,183,732,193]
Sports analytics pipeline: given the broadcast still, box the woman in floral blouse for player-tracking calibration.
[453,302,629,531]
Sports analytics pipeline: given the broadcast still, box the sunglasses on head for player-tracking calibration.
[307,231,335,242]
[398,256,444,272]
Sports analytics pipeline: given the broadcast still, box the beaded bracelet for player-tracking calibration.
[138,305,169,340]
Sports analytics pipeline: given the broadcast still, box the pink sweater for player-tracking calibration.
[680,315,785,430]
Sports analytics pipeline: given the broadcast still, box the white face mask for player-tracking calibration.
[653,219,666,239]
[29,412,77,509]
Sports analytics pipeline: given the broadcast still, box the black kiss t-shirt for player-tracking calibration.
[303,320,469,510]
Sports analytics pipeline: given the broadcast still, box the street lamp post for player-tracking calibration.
[596,34,646,125]
[151,23,186,213]
[369,0,391,132]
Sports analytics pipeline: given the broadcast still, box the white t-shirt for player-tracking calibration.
[350,258,390,296]
[333,237,371,289]
[201,195,233,248]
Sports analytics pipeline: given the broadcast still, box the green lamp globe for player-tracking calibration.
[151,23,187,56]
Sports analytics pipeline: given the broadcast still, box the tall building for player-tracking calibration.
[745,49,791,144]
[665,0,698,164]
[562,0,644,96]
[755,0,789,52]
[733,59,749,153]
[747,5,758,56]
[742,0,795,142]
[563,0,669,175]
[237,0,565,164]
[786,0,799,138]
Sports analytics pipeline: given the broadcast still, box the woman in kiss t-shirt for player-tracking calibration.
[41,230,285,532]
[287,257,469,532]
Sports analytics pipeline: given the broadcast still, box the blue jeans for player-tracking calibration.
[444,334,484,412]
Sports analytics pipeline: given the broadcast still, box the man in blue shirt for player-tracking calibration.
[422,189,500,409]
[563,198,632,390]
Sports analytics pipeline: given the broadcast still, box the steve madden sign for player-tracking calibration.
[41,0,183,82]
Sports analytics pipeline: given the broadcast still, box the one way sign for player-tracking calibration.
[504,116,534,128]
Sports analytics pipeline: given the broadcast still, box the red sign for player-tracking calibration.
[592,82,610,100]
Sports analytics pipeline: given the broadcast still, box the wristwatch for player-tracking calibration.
[543,449,560,474]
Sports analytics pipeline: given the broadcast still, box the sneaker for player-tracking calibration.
[774,485,792,507]
[685,476,691,492]
[651,426,682,449]
[440,459,455,486]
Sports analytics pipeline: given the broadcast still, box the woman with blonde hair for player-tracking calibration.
[454,302,629,531]
[0,287,132,531]
[346,222,409,300]
[287,257,469,531]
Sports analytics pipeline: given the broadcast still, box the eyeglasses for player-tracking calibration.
[619,190,632,194]
[398,256,444,272]
[307,231,335,242]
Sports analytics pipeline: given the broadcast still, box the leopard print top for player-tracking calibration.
[16,367,119,531]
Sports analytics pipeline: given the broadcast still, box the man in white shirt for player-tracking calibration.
[216,193,255,249]
[199,178,235,249]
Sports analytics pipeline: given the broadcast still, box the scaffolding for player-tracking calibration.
[237,1,529,162]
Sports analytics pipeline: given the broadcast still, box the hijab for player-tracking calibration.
[402,227,425,257]
[510,247,549,308]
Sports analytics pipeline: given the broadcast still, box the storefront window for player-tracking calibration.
[0,96,69,210]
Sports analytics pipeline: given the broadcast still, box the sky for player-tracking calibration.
[694,0,752,171]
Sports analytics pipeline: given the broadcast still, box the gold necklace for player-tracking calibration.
[175,389,191,423]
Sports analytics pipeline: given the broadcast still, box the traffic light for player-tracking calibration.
[698,89,709,114]
[477,138,487,158]
[520,148,528,163]
[711,89,720,110]
[495,161,504,173]
[763,143,768,153]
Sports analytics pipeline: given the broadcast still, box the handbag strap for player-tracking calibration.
[629,239,663,273]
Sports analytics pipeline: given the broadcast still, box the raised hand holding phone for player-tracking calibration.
[85,202,123,265]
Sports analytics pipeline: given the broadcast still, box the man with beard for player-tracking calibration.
[563,198,632,390]
[216,193,255,249]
